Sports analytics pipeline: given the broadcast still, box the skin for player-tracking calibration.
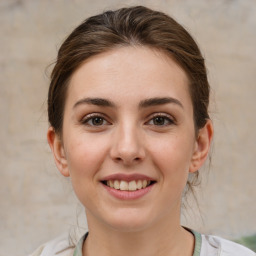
[48,46,213,256]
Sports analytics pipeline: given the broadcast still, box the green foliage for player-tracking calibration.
[234,234,256,252]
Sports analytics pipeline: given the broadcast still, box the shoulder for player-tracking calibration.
[201,233,255,256]
[28,233,75,256]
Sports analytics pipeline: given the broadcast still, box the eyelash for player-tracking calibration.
[81,113,110,126]
[146,113,175,126]
[80,113,175,127]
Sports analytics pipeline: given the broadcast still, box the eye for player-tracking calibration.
[147,114,175,126]
[81,114,110,127]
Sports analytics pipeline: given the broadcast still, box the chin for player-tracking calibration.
[102,209,156,233]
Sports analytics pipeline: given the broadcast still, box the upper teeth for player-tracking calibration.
[106,180,150,191]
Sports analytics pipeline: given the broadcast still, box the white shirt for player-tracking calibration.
[200,233,255,256]
[29,231,255,256]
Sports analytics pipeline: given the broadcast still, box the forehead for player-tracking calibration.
[66,46,191,108]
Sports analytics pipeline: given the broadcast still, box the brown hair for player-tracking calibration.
[48,5,210,136]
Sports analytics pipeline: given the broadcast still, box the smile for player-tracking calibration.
[101,174,156,199]
[102,180,155,191]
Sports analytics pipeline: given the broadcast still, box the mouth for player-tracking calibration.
[101,180,156,191]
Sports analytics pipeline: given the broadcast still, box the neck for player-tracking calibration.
[83,211,194,256]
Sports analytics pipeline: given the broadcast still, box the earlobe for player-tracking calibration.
[47,127,70,177]
[189,120,213,173]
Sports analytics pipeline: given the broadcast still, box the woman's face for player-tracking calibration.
[48,46,212,232]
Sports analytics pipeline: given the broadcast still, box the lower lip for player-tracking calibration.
[102,183,154,200]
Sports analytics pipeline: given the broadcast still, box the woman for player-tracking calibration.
[30,6,255,256]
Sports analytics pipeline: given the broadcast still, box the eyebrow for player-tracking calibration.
[73,97,115,109]
[139,97,183,109]
[73,97,183,109]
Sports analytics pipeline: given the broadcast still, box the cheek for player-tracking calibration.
[64,134,109,185]
[63,134,110,207]
[149,134,194,180]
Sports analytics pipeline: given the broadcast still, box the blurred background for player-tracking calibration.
[0,0,256,255]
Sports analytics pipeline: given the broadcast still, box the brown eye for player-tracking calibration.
[91,117,104,126]
[82,115,109,126]
[153,116,166,126]
[147,115,174,126]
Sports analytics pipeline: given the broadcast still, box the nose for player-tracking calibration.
[110,123,146,166]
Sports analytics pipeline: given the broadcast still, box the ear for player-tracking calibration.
[189,119,213,173]
[47,127,70,177]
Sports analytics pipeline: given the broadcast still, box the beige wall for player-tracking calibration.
[1,0,256,255]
